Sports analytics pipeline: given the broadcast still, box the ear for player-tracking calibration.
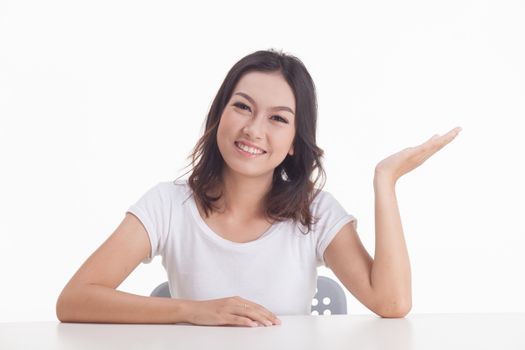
[288,145,294,156]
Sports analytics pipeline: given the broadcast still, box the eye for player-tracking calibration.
[233,102,251,112]
[271,115,289,124]
[234,102,288,124]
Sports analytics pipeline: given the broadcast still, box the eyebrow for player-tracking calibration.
[234,92,295,115]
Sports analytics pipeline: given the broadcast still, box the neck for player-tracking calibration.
[218,168,273,220]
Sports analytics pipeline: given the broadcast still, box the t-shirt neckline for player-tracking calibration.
[188,192,282,248]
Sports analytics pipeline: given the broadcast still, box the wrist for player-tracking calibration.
[173,299,194,324]
[374,169,397,188]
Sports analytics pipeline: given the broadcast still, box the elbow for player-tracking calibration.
[56,288,76,322]
[376,299,412,318]
[56,293,69,322]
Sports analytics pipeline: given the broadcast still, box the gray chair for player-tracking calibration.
[151,275,347,315]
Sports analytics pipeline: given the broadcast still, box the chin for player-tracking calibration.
[223,161,274,180]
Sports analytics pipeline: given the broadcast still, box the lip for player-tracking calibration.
[234,141,267,158]
[235,140,267,153]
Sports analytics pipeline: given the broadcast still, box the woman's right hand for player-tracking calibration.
[183,296,282,327]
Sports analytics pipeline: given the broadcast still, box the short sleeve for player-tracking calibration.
[126,183,172,264]
[313,191,357,267]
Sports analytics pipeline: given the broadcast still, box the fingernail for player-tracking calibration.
[265,320,272,326]
[250,321,258,327]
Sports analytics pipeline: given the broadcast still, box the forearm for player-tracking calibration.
[370,172,412,316]
[56,284,190,324]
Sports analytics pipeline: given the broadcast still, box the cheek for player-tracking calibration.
[217,114,246,158]
[217,114,233,142]
[271,130,295,154]
[217,112,241,136]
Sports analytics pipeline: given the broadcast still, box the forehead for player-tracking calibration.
[233,71,295,110]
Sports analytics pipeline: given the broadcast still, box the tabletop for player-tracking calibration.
[1,313,524,350]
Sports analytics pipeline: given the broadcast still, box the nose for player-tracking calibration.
[242,113,265,140]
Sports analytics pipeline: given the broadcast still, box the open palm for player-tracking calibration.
[375,127,462,184]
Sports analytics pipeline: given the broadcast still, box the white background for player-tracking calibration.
[1,0,524,322]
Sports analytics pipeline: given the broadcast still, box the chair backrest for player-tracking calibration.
[311,275,347,315]
[150,281,171,298]
[151,275,347,315]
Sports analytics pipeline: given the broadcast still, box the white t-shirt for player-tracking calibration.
[127,180,357,315]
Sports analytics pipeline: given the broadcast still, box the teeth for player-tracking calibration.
[236,142,264,155]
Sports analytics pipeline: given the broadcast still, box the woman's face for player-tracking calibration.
[217,71,296,180]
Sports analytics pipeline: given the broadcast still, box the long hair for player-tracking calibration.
[185,49,325,233]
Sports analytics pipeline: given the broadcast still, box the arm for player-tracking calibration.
[323,197,411,319]
[369,173,411,317]
[56,213,191,323]
[324,127,462,318]
[56,213,280,326]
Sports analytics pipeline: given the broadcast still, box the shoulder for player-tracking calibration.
[310,189,341,214]
[165,179,192,199]
[141,179,192,205]
[309,188,356,232]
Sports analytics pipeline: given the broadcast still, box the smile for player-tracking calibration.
[234,141,267,156]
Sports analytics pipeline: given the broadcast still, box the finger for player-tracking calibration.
[235,301,280,326]
[227,315,259,327]
[237,303,277,327]
[231,296,280,325]
[424,127,462,150]
[417,134,440,150]
[449,126,463,134]
[237,299,277,318]
[252,303,278,322]
[427,126,461,141]
[438,126,461,141]
[447,126,462,140]
[245,301,281,325]
[419,127,462,161]
[434,127,462,150]
[441,126,462,140]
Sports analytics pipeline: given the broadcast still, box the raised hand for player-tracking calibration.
[374,127,462,184]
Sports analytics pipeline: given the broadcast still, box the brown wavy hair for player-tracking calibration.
[183,49,325,233]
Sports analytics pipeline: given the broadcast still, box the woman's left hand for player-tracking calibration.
[374,126,462,185]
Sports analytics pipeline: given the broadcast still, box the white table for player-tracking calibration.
[1,314,524,350]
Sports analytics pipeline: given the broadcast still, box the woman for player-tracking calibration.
[56,49,461,327]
